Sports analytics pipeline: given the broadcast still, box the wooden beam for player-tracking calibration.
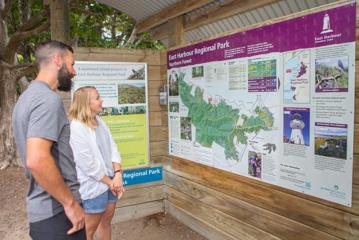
[116,185,164,208]
[166,201,238,240]
[74,47,162,66]
[143,0,281,41]
[168,15,184,48]
[136,0,215,33]
[150,23,170,41]
[113,200,164,223]
[50,0,70,44]
[185,0,280,31]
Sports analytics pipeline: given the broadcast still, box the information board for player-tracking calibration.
[167,3,356,206]
[73,61,149,169]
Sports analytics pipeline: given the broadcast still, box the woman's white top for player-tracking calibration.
[70,116,121,200]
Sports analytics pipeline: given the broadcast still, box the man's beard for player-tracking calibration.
[57,65,74,92]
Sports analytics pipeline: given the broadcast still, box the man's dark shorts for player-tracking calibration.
[29,211,86,240]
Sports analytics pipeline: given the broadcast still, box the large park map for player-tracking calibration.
[169,62,281,177]
[178,71,274,161]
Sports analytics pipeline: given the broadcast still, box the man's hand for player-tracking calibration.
[63,200,85,234]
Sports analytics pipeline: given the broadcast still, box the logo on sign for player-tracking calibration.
[320,13,333,34]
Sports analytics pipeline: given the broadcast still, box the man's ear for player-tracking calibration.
[53,53,62,70]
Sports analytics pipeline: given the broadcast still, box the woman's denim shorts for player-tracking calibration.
[82,189,117,214]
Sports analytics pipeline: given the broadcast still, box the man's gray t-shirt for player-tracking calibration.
[12,81,81,223]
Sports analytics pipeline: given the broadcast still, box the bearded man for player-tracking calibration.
[12,41,86,240]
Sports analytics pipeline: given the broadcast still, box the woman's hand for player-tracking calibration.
[113,173,125,198]
[101,175,117,195]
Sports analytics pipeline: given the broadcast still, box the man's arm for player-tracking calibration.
[26,137,85,235]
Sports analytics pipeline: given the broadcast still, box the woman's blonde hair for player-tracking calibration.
[69,86,97,128]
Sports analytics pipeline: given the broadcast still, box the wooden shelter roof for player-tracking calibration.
[97,0,338,46]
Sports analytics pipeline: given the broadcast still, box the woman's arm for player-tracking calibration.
[112,162,124,196]
[97,118,124,194]
[70,121,106,182]
[99,117,121,164]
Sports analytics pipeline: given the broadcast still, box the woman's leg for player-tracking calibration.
[95,202,116,240]
[84,213,103,240]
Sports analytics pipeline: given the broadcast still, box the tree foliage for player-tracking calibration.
[70,0,134,48]
[0,0,165,168]
[127,32,166,50]
[69,0,165,49]
[0,0,50,169]
[6,0,164,66]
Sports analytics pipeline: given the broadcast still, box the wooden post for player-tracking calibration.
[168,15,184,48]
[48,0,70,44]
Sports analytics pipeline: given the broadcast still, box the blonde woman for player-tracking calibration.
[69,86,124,240]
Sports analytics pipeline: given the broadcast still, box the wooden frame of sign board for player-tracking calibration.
[60,48,168,222]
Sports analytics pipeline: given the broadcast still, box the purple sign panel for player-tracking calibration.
[167,3,356,69]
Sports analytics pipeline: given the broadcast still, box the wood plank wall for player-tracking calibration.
[163,2,359,240]
[61,48,167,222]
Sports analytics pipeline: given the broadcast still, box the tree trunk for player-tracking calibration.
[0,65,20,169]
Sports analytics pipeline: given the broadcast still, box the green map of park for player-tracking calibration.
[178,72,274,160]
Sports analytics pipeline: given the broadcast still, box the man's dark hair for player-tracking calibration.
[35,40,74,66]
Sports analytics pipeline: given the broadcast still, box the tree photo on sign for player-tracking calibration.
[0,0,164,169]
